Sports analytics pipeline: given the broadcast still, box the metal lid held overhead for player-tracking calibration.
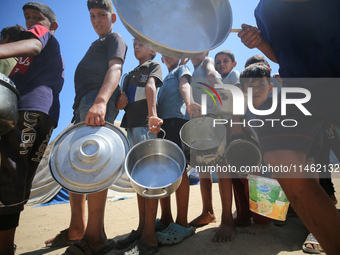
[49,122,130,194]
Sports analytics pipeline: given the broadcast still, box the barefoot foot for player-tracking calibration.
[212,222,236,242]
[240,222,274,235]
[189,212,216,227]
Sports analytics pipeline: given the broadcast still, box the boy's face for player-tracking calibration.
[24,8,52,30]
[133,39,154,62]
[90,8,116,38]
[190,52,208,67]
[161,55,180,70]
[243,77,273,108]
[215,54,236,78]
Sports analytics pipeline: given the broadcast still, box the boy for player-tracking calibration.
[232,63,275,234]
[238,0,340,254]
[0,2,64,254]
[214,49,239,86]
[46,1,126,254]
[0,25,26,76]
[155,55,200,245]
[115,38,162,255]
[189,52,236,242]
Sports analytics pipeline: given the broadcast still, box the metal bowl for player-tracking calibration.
[112,0,233,58]
[49,122,130,194]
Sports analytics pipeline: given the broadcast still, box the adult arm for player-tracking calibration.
[85,57,123,126]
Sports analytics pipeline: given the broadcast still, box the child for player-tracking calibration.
[154,55,200,245]
[45,1,126,255]
[214,49,239,85]
[0,2,64,254]
[115,39,162,255]
[0,25,26,76]
[232,63,275,234]
[189,52,236,242]
[238,1,340,254]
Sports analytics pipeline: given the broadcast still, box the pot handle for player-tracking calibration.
[147,128,166,139]
[142,188,167,198]
[201,153,217,159]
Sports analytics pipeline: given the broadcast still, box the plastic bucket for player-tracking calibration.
[247,175,290,221]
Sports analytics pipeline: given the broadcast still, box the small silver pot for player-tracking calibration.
[180,117,227,166]
[0,72,19,136]
[125,136,186,199]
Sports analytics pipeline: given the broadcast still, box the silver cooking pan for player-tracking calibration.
[125,132,186,199]
[112,0,233,58]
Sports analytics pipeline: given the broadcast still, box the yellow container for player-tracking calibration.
[247,175,290,221]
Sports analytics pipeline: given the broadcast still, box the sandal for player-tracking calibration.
[45,229,81,247]
[115,230,141,249]
[155,218,167,232]
[118,240,159,255]
[155,223,195,245]
[63,239,115,255]
[302,233,323,254]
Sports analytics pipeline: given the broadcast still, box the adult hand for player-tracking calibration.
[238,24,262,49]
[85,102,106,126]
[148,116,163,135]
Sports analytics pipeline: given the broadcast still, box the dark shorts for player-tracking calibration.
[157,118,188,148]
[73,88,120,124]
[255,78,340,156]
[0,111,56,229]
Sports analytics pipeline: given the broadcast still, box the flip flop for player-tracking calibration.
[63,239,115,255]
[302,233,323,254]
[45,229,81,247]
[115,230,141,250]
[155,223,195,245]
[118,240,159,255]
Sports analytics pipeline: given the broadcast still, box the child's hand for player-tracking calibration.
[187,103,202,118]
[148,116,163,134]
[85,102,106,126]
[238,24,262,49]
[179,58,190,66]
[116,93,128,110]
[230,116,243,136]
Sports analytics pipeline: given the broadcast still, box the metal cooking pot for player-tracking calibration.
[112,0,233,58]
[180,117,227,166]
[0,72,19,136]
[125,135,186,199]
[49,122,130,194]
[225,127,262,172]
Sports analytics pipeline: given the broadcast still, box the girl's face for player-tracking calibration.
[90,8,116,38]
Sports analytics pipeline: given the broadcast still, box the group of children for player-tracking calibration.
[1,0,340,255]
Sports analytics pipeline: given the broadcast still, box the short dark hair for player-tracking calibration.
[87,0,114,14]
[1,25,26,42]
[23,2,57,22]
[240,63,271,88]
[245,55,269,68]
[215,50,235,63]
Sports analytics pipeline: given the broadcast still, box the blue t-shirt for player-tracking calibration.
[255,0,340,79]
[9,25,64,125]
[157,65,192,120]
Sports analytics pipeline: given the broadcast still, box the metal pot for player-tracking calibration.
[225,127,262,171]
[49,122,130,194]
[112,0,233,58]
[180,117,227,166]
[125,136,186,199]
[0,72,19,136]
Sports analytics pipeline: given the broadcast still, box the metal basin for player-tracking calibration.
[49,122,130,194]
[125,139,186,199]
[180,117,227,166]
[0,72,19,136]
[112,0,233,58]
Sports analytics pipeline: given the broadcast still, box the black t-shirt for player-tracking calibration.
[121,60,162,128]
[73,32,127,110]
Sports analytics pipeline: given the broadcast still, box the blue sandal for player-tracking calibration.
[155,223,195,245]
[155,218,167,232]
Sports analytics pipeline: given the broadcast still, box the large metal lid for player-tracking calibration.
[0,72,19,98]
[49,122,130,194]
